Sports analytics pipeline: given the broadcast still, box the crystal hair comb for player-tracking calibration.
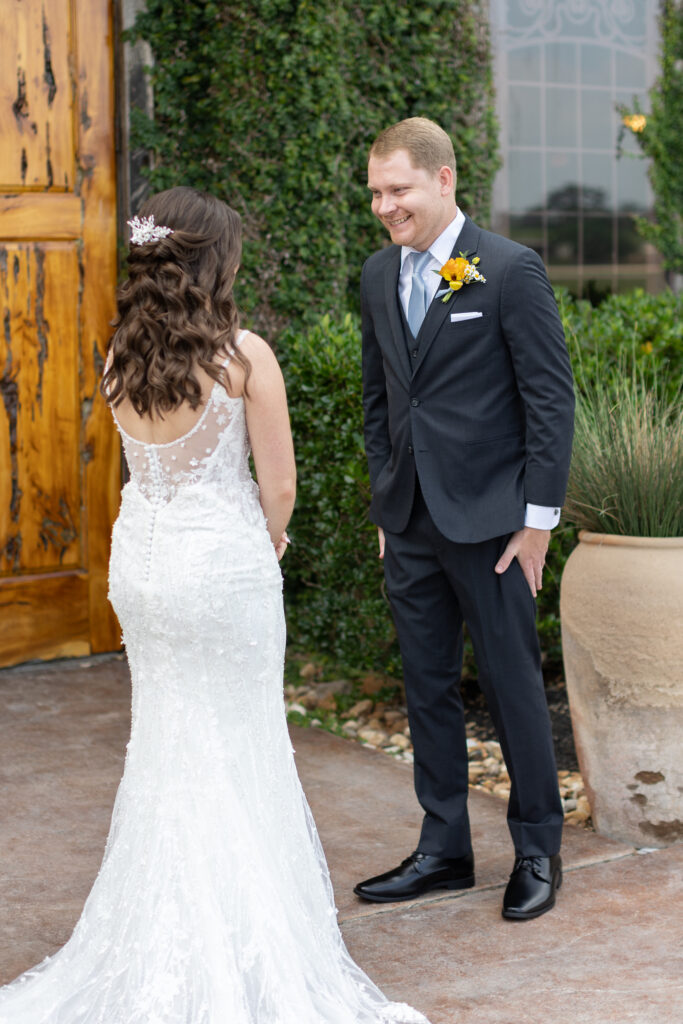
[127,215,174,246]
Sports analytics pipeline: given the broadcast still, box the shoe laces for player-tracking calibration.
[511,856,550,883]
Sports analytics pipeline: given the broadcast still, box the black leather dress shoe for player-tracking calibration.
[502,854,562,920]
[354,851,475,903]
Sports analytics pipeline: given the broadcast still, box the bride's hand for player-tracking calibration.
[274,532,291,561]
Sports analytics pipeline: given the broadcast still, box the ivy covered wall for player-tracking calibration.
[129,0,500,335]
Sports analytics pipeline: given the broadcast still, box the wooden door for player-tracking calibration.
[0,0,120,666]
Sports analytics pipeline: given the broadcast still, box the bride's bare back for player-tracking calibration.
[112,359,232,446]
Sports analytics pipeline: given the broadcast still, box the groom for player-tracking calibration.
[355,118,575,919]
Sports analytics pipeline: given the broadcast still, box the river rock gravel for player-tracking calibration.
[284,672,591,828]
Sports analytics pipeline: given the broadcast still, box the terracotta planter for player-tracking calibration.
[560,531,683,847]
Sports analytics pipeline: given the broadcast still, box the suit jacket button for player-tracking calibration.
[408,444,414,455]
[411,348,418,358]
[410,397,420,407]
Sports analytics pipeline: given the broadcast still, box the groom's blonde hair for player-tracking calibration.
[370,118,457,187]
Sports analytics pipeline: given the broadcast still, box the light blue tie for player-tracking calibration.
[407,250,432,338]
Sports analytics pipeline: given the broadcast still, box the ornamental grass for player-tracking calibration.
[564,362,683,537]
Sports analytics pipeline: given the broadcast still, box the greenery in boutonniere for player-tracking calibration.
[435,252,486,301]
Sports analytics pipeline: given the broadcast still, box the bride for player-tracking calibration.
[0,187,430,1023]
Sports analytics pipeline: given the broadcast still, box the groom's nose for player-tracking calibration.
[376,194,397,217]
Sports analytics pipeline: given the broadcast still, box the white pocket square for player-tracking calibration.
[450,311,483,322]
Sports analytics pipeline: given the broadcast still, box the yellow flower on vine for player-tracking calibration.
[623,113,647,133]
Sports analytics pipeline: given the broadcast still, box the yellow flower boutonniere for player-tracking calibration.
[435,252,486,302]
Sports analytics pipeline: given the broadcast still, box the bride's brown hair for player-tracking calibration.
[102,187,249,416]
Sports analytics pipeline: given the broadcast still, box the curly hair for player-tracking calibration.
[102,187,249,416]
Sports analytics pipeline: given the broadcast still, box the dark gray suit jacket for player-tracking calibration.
[361,214,575,544]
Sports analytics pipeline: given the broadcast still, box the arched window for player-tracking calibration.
[490,0,664,299]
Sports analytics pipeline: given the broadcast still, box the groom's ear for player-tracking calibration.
[438,165,454,197]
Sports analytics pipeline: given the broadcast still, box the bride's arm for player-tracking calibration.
[238,332,296,547]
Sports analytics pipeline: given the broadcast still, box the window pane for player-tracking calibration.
[546,152,579,210]
[547,216,578,265]
[583,217,614,265]
[509,215,544,259]
[509,85,542,145]
[617,156,649,212]
[582,154,613,210]
[580,45,611,86]
[616,90,647,109]
[619,3,647,39]
[581,89,616,149]
[618,215,647,264]
[508,151,543,214]
[507,0,538,30]
[546,42,577,84]
[546,88,577,147]
[508,45,541,82]
[616,51,646,89]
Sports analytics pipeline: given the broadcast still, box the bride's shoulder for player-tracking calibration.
[221,330,283,399]
[237,329,276,361]
[238,331,282,377]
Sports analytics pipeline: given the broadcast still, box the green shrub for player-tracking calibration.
[129,0,499,336]
[280,313,400,672]
[557,286,683,398]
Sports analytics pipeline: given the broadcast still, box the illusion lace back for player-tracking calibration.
[0,333,430,1024]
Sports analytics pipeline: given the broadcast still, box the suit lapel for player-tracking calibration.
[382,246,412,382]
[411,216,482,379]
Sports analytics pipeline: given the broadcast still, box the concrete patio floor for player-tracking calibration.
[0,655,681,1023]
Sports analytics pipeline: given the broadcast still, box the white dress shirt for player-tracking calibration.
[399,208,466,313]
[399,209,560,531]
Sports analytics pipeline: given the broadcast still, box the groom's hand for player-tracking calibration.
[377,527,385,560]
[495,527,550,597]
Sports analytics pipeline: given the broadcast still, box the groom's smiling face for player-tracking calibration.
[368,148,455,252]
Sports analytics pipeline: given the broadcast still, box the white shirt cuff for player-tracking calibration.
[525,503,561,530]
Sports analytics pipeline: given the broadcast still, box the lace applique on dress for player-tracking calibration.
[109,332,263,580]
[114,380,247,507]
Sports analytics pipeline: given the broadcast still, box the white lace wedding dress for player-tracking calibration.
[0,334,429,1024]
